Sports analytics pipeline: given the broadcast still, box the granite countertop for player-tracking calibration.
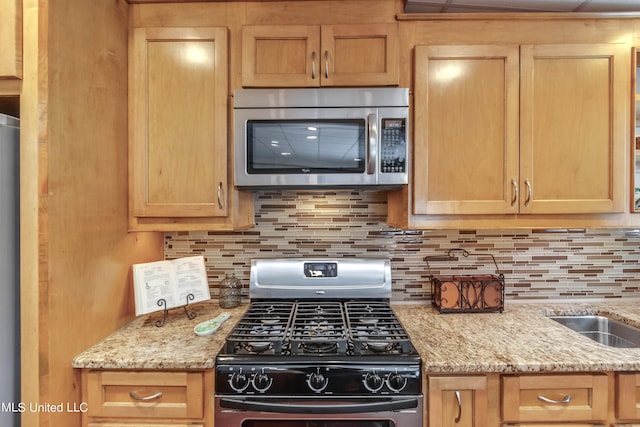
[72,301,248,370]
[394,301,640,374]
[73,300,640,373]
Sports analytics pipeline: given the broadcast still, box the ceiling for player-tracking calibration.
[404,0,640,13]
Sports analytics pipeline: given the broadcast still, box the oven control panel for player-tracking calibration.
[303,262,338,278]
[215,363,421,396]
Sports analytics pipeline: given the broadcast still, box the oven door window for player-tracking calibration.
[242,422,394,427]
[246,119,366,174]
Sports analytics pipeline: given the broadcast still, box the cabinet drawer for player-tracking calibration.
[89,424,203,427]
[86,370,204,419]
[502,424,605,427]
[618,372,640,420]
[502,374,608,422]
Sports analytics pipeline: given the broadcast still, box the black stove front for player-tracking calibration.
[215,300,421,398]
[215,259,423,427]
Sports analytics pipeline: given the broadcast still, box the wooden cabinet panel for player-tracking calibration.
[520,43,627,214]
[411,42,628,218]
[242,25,319,87]
[618,372,640,420]
[130,27,228,219]
[502,424,605,427]
[0,0,22,79]
[321,23,398,87]
[89,423,202,427]
[429,376,490,427]
[242,23,398,87]
[86,370,204,419]
[502,374,608,423]
[413,44,520,215]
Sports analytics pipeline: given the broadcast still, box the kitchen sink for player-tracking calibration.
[547,315,640,349]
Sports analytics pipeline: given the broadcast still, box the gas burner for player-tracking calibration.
[305,318,336,337]
[364,341,397,354]
[299,341,339,354]
[241,341,273,354]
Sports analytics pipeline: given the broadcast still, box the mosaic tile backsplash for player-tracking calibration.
[165,191,640,302]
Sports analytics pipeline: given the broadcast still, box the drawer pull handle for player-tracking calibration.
[454,390,462,423]
[129,391,163,401]
[537,394,572,404]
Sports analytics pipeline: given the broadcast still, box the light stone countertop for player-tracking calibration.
[394,301,640,373]
[73,300,640,373]
[72,301,248,370]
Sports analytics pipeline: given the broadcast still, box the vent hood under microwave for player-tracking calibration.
[233,88,410,190]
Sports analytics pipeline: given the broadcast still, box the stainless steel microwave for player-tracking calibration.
[233,88,409,189]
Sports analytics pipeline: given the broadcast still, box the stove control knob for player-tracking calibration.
[386,371,408,393]
[252,370,273,393]
[229,369,250,392]
[307,369,328,393]
[363,371,384,393]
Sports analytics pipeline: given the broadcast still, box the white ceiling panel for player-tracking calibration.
[404,0,640,13]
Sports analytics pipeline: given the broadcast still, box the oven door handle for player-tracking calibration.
[219,396,419,414]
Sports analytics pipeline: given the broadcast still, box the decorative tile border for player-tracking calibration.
[165,191,640,302]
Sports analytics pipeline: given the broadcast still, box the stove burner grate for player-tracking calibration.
[345,301,414,355]
[223,301,294,355]
[290,302,348,355]
[221,300,417,357]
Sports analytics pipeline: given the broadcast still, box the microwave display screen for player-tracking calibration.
[246,119,365,174]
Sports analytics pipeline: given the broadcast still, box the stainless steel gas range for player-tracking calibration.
[215,258,423,427]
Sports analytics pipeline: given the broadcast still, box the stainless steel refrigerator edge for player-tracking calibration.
[0,113,20,426]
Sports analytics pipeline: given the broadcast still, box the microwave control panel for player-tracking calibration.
[380,118,407,173]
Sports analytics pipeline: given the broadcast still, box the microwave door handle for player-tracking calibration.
[367,113,377,174]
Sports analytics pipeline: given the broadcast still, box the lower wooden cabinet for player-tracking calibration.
[618,372,640,420]
[81,369,212,427]
[500,424,605,427]
[428,375,492,427]
[502,374,608,423]
[88,424,202,427]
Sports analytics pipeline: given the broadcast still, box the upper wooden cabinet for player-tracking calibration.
[129,26,254,231]
[413,43,628,217]
[241,23,399,87]
[0,0,22,79]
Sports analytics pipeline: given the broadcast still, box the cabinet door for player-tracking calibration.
[429,376,489,427]
[321,23,398,87]
[242,24,398,87]
[520,43,627,214]
[242,25,320,87]
[618,372,640,420]
[0,0,21,79]
[130,27,228,218]
[413,45,520,215]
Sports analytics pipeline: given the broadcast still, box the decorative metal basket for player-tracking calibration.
[425,249,505,313]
